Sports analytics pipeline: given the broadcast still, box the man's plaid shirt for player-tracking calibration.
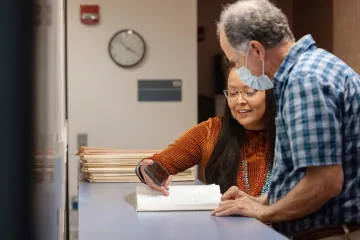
[268,34,360,236]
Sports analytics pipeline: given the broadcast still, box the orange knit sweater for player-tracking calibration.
[146,117,271,196]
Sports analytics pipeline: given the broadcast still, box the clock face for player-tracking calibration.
[108,29,146,68]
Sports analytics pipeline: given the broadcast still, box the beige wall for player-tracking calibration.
[333,0,360,73]
[67,0,197,202]
[68,0,197,152]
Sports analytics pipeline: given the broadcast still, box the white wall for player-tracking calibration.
[67,0,197,200]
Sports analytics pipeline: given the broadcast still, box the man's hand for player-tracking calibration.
[221,186,248,200]
[221,186,268,205]
[140,159,173,196]
[212,196,268,221]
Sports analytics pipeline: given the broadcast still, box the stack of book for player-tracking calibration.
[78,147,195,183]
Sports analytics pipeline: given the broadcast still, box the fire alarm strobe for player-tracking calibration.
[80,5,99,25]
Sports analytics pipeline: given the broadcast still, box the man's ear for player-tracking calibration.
[249,40,265,61]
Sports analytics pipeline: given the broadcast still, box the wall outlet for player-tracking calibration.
[77,133,87,149]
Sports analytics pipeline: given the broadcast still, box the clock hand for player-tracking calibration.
[119,39,139,55]
[126,46,138,55]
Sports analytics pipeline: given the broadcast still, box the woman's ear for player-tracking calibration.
[249,40,265,61]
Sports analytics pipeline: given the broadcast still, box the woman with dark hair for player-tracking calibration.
[135,65,276,199]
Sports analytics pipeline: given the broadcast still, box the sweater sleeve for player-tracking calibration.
[141,117,221,175]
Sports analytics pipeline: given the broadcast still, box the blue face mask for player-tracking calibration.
[236,46,274,90]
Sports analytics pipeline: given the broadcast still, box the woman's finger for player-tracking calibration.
[159,175,173,196]
[143,172,170,196]
[143,170,163,192]
[140,160,158,187]
[160,186,169,196]
[139,160,153,178]
[141,159,154,167]
[164,175,173,188]
[140,161,170,196]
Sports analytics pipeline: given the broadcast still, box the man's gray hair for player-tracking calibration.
[217,0,294,53]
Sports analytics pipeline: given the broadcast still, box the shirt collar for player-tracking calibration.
[273,34,318,82]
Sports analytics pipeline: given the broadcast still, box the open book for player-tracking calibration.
[135,184,222,212]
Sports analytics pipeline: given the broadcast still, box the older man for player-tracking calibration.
[211,0,360,239]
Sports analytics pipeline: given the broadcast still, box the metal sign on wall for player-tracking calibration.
[138,79,182,102]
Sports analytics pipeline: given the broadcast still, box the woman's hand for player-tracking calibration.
[140,159,173,196]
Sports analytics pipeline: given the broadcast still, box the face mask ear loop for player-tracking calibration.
[262,59,265,76]
[245,45,251,68]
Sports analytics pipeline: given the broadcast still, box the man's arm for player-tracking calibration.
[261,75,344,223]
[260,165,343,222]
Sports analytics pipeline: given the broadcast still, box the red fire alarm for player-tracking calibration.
[80,5,99,25]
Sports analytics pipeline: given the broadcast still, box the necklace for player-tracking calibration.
[238,130,272,196]
[241,155,272,195]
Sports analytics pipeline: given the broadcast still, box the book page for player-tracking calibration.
[135,185,221,212]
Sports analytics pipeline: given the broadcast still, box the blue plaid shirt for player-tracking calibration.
[268,34,360,236]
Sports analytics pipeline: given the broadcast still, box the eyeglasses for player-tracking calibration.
[223,89,257,101]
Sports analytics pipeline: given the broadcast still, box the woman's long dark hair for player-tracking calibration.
[205,69,276,194]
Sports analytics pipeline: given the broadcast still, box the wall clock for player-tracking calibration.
[108,29,146,68]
